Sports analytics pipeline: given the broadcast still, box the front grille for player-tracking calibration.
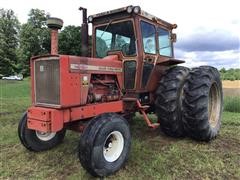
[35,58,60,105]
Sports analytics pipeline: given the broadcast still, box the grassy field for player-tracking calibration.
[0,79,240,179]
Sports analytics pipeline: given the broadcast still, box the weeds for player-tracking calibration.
[224,96,240,113]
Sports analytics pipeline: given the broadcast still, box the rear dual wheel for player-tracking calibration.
[155,66,223,141]
[183,66,223,141]
[155,66,190,137]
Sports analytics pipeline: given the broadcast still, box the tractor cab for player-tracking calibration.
[88,6,183,94]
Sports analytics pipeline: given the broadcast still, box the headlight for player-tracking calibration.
[88,16,93,23]
[133,6,141,14]
[127,6,133,13]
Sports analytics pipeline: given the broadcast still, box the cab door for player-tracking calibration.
[140,21,158,89]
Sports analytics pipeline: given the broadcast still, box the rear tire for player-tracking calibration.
[78,113,131,177]
[18,112,66,151]
[183,66,223,141]
[155,66,189,137]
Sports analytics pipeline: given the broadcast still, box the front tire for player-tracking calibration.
[18,112,66,151]
[78,113,131,177]
[155,66,189,137]
[183,66,223,141]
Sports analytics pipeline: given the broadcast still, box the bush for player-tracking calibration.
[220,68,240,80]
[224,96,240,113]
[228,75,236,81]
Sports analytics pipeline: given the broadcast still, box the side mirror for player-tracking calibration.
[171,33,177,43]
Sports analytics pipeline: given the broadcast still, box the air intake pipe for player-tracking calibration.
[79,7,89,57]
[46,17,63,55]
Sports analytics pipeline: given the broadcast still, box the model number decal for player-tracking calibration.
[70,64,122,72]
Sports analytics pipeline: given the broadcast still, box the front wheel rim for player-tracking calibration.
[35,131,56,141]
[103,131,124,162]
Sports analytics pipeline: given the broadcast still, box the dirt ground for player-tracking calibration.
[222,80,240,88]
[222,80,240,97]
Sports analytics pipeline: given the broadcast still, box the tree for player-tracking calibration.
[18,9,50,76]
[0,9,20,76]
[58,25,82,55]
[219,68,240,80]
[58,25,93,56]
[28,9,50,28]
[219,68,226,73]
[59,26,81,55]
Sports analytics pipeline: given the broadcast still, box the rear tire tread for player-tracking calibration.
[155,66,190,137]
[183,66,223,141]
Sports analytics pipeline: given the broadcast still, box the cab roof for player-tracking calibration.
[89,5,177,29]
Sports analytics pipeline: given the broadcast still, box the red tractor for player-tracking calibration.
[18,6,223,177]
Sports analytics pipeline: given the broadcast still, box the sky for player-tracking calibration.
[1,0,239,69]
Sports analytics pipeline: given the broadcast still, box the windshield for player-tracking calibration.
[95,20,136,58]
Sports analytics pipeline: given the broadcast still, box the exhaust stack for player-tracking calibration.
[46,17,63,55]
[79,7,89,57]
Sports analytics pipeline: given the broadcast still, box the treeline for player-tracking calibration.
[220,68,240,80]
[0,8,84,77]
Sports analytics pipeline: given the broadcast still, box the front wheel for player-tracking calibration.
[18,112,66,151]
[78,113,131,177]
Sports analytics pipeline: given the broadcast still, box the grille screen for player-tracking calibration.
[141,62,154,88]
[35,59,60,105]
[124,61,136,89]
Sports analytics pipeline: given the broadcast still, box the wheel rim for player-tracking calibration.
[208,82,221,128]
[35,131,56,141]
[103,131,124,162]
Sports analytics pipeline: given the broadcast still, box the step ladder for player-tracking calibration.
[123,98,160,129]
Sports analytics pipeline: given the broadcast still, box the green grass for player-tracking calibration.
[0,79,30,116]
[224,96,240,113]
[1,80,240,179]
[0,79,30,98]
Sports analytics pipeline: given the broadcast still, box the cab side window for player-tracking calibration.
[140,21,156,54]
[158,28,172,57]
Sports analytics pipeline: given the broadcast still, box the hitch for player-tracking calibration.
[136,100,160,129]
[123,98,160,129]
